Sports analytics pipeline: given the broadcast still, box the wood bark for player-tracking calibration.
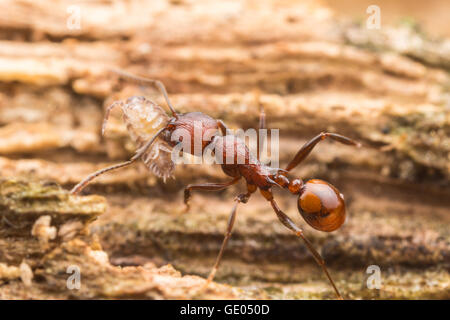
[0,0,448,299]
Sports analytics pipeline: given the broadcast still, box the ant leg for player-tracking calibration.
[70,161,134,195]
[70,127,166,195]
[217,120,229,135]
[257,105,266,161]
[285,132,361,172]
[206,184,255,284]
[110,68,178,118]
[102,100,124,136]
[130,127,166,161]
[206,199,239,283]
[184,176,241,212]
[268,196,343,299]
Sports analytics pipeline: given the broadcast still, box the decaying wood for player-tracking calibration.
[0,179,244,299]
[0,0,449,299]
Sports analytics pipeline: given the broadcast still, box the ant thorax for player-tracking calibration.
[121,96,175,181]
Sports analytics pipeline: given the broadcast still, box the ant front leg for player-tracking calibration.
[217,120,229,136]
[102,100,124,136]
[70,127,166,195]
[70,160,133,195]
[110,68,179,118]
[183,177,241,212]
[267,195,343,299]
[285,132,361,172]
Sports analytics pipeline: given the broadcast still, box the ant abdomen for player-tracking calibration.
[297,179,346,232]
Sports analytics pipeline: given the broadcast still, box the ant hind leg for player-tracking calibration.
[269,198,343,299]
[285,132,361,172]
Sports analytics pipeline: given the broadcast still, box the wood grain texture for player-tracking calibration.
[0,0,448,299]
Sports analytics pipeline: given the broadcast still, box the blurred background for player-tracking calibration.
[0,0,448,299]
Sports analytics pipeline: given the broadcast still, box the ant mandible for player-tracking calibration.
[70,69,361,299]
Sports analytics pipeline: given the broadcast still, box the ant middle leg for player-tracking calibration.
[285,132,361,172]
[183,176,241,212]
[205,184,256,284]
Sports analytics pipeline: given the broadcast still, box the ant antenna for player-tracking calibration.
[110,68,179,119]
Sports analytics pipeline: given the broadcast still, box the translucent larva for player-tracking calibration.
[120,96,175,181]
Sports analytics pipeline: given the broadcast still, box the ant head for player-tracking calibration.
[160,120,176,143]
[167,117,178,127]
[294,179,346,232]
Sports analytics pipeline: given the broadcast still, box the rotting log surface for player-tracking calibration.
[0,180,244,299]
[0,0,449,299]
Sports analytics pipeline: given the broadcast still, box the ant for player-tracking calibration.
[70,69,361,299]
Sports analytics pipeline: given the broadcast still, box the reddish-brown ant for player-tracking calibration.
[71,69,361,299]
[70,69,226,194]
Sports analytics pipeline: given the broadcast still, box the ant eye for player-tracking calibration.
[297,179,345,232]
